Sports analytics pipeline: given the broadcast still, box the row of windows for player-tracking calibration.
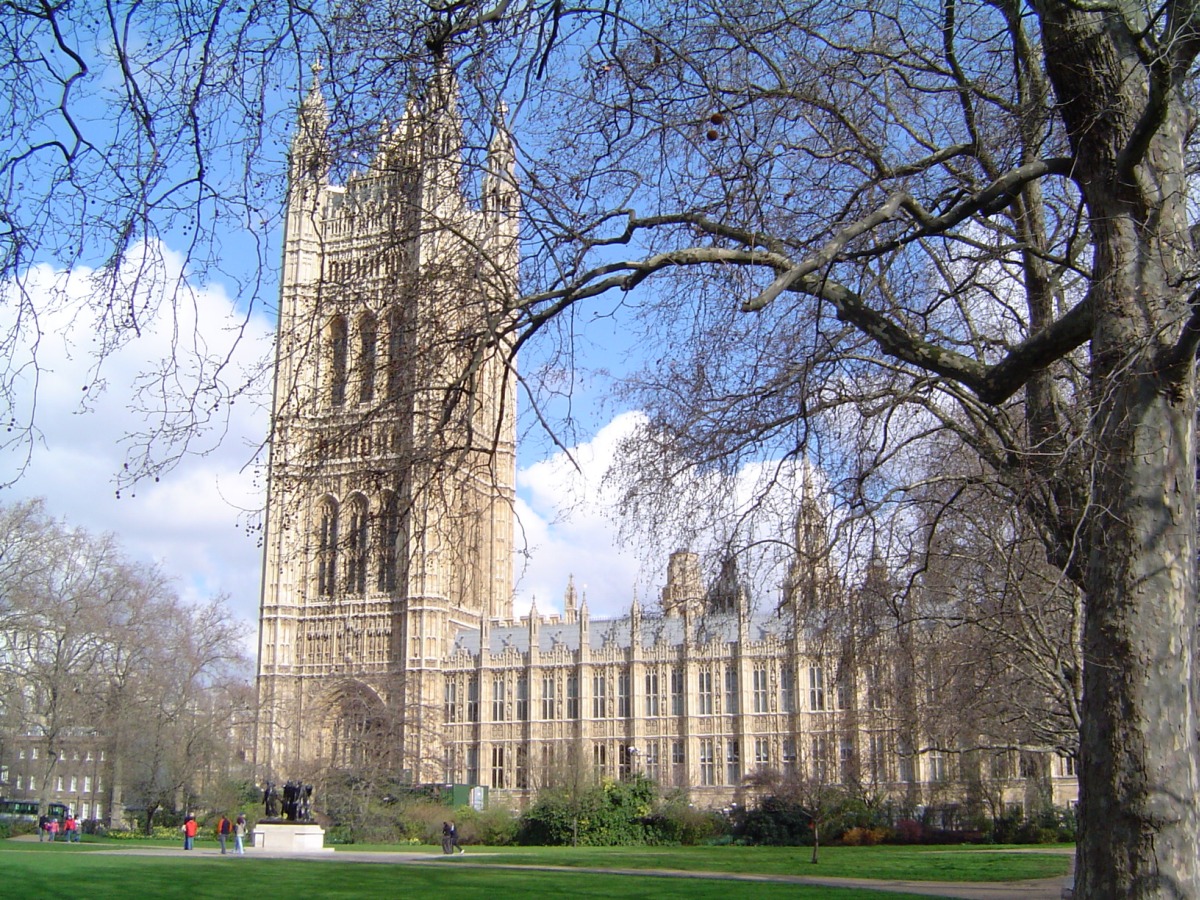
[444,664,863,723]
[9,774,102,794]
[315,493,401,597]
[16,748,105,763]
[450,735,916,790]
[449,739,1078,791]
[454,732,1082,791]
[323,308,405,409]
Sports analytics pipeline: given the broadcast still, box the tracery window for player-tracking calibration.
[541,675,556,720]
[344,495,368,594]
[328,315,348,407]
[698,668,713,715]
[385,307,404,401]
[377,492,400,593]
[809,665,826,711]
[357,312,377,404]
[753,665,769,712]
[645,670,660,717]
[592,673,607,718]
[317,498,339,597]
[699,739,715,786]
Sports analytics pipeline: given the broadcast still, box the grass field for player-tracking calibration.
[0,838,1071,899]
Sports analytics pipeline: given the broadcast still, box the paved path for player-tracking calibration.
[13,837,1073,899]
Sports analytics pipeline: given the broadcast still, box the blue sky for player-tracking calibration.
[0,238,653,644]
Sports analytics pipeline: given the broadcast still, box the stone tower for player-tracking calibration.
[255,69,518,784]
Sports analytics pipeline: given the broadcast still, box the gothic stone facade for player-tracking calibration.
[255,81,1077,814]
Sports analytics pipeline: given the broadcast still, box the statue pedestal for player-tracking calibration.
[252,821,332,853]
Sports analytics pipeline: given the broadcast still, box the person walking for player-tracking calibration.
[449,821,464,854]
[217,815,232,854]
[233,814,247,855]
[37,814,48,842]
[441,821,453,854]
[183,815,198,850]
[47,817,59,842]
[64,813,79,843]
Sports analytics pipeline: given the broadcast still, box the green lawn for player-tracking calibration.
[341,842,1073,883]
[0,838,1071,899]
[0,842,929,899]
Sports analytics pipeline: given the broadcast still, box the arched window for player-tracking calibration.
[317,498,339,597]
[385,307,404,402]
[328,316,348,407]
[377,491,400,593]
[327,684,388,770]
[356,312,377,405]
[344,494,369,595]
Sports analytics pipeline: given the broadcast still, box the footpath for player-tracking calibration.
[14,836,1073,899]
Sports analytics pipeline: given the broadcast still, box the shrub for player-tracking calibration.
[893,818,924,844]
[841,826,890,846]
[518,775,670,846]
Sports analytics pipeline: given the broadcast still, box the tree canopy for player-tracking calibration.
[2,1,1198,895]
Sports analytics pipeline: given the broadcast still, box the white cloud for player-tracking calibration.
[514,411,648,619]
[1,244,272,631]
[0,245,828,641]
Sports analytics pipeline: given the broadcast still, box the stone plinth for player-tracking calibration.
[251,821,331,853]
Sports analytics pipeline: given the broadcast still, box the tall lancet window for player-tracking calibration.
[385,307,404,402]
[357,312,377,404]
[377,491,400,592]
[317,498,339,597]
[345,494,369,595]
[328,315,348,407]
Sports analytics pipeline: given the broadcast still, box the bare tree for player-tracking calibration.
[2,1,1198,894]
[0,500,250,827]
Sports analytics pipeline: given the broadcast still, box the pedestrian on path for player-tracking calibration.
[182,815,198,850]
[233,815,247,855]
[217,815,232,854]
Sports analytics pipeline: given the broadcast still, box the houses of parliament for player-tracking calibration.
[254,74,1077,816]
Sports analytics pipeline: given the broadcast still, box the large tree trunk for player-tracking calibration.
[1081,365,1198,897]
[1038,8,1200,897]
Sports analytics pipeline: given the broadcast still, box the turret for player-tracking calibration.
[288,68,330,194]
[528,597,540,648]
[662,550,702,616]
[564,575,579,624]
[484,103,519,273]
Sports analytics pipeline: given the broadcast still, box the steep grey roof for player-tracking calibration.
[450,608,797,658]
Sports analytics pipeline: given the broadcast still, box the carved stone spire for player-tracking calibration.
[289,65,330,189]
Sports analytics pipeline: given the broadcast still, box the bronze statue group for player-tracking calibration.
[262,780,313,822]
